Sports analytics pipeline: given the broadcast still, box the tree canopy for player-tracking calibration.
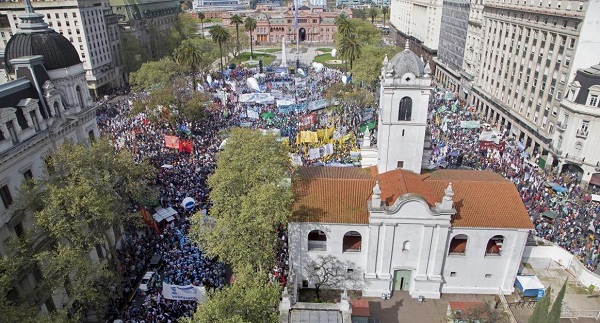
[190,128,292,274]
[129,57,182,92]
[121,32,150,73]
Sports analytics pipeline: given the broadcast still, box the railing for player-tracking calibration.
[556,121,567,131]
[307,240,326,251]
[565,154,585,164]
[561,309,600,319]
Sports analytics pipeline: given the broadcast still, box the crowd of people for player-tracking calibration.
[95,61,600,321]
[426,86,600,273]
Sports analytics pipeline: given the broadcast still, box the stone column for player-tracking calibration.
[426,225,448,279]
[365,224,380,279]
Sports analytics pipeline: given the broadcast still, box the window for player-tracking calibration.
[402,240,411,251]
[574,141,583,156]
[448,234,468,255]
[450,272,457,277]
[307,230,327,251]
[485,274,492,278]
[23,169,33,180]
[588,94,599,107]
[1,184,13,209]
[342,231,362,252]
[14,222,24,237]
[398,96,412,121]
[88,130,95,141]
[485,235,505,255]
[397,161,404,169]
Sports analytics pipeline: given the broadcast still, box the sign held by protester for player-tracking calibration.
[162,283,206,302]
[164,135,180,149]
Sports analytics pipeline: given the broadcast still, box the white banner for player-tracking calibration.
[246,109,259,119]
[309,148,321,160]
[162,283,206,302]
[323,143,334,156]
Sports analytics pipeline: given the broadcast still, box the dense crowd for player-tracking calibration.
[426,86,600,273]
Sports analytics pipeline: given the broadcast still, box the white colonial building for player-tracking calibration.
[288,48,534,299]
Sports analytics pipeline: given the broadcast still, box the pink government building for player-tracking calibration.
[221,6,351,45]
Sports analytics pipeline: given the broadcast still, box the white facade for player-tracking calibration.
[289,181,530,299]
[389,0,442,51]
[551,65,600,187]
[0,0,122,93]
[376,47,432,174]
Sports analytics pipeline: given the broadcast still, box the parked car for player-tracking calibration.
[139,271,157,292]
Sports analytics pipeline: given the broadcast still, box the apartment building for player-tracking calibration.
[192,0,246,13]
[551,65,600,188]
[434,0,470,94]
[470,0,600,162]
[110,0,181,59]
[0,0,124,95]
[389,0,443,67]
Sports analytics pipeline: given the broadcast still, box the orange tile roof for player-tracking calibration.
[292,167,375,224]
[291,167,534,230]
[423,170,534,230]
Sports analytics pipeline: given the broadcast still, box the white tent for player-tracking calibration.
[152,207,177,223]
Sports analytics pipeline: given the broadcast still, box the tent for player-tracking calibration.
[152,207,177,223]
[552,185,567,193]
[515,275,545,300]
[541,210,558,220]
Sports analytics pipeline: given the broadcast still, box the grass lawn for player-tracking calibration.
[316,47,333,53]
[230,52,275,66]
[257,48,281,53]
[313,53,342,67]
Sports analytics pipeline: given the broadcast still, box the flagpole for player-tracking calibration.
[295,0,299,61]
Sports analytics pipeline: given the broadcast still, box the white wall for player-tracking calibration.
[442,228,529,294]
[569,0,600,84]
[288,222,369,289]
[522,245,600,290]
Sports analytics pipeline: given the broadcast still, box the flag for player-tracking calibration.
[179,140,193,153]
[165,135,180,149]
[294,0,298,33]
[178,124,191,136]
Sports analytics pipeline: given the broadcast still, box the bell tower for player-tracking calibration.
[377,41,432,174]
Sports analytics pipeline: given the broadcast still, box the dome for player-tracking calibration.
[4,31,81,72]
[3,1,81,72]
[387,40,425,77]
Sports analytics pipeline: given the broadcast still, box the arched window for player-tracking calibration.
[398,96,412,121]
[574,141,583,157]
[448,234,468,255]
[486,235,504,256]
[308,230,327,251]
[402,240,411,251]
[342,231,362,252]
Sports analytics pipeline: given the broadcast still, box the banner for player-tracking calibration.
[246,107,260,119]
[307,99,329,111]
[165,135,180,149]
[479,141,505,151]
[309,148,321,160]
[299,114,317,130]
[460,121,481,129]
[162,283,206,302]
[323,143,334,156]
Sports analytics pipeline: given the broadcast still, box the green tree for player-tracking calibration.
[244,17,257,60]
[198,11,206,38]
[368,7,379,24]
[230,14,244,57]
[529,287,552,323]
[121,32,150,73]
[352,18,382,46]
[334,13,352,36]
[548,280,567,323]
[305,255,361,301]
[351,45,399,86]
[129,57,181,92]
[190,272,280,323]
[352,8,366,20]
[381,6,389,28]
[338,33,362,70]
[210,25,231,78]
[190,128,292,273]
[174,38,204,91]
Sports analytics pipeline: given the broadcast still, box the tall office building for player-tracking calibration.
[434,0,470,94]
[389,0,443,67]
[0,0,124,95]
[192,0,245,13]
[470,0,600,162]
[110,0,181,59]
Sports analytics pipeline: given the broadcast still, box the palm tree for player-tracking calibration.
[198,11,205,38]
[230,14,244,57]
[209,25,230,78]
[174,39,202,91]
[381,7,389,29]
[334,14,352,36]
[244,17,257,61]
[338,33,362,71]
[368,7,379,24]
